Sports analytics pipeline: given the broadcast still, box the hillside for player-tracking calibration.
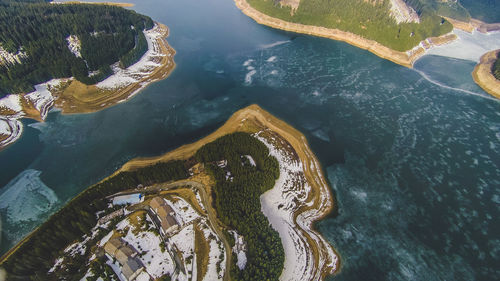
[246,0,453,52]
[0,0,154,97]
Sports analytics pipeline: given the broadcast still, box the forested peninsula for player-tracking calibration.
[0,105,338,281]
[0,0,153,94]
[234,0,499,67]
[0,0,175,150]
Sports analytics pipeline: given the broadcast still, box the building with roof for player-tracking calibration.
[104,237,144,281]
[122,258,144,281]
[149,197,179,236]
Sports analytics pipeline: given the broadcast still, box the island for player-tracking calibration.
[0,1,175,150]
[0,105,338,281]
[233,0,499,68]
[472,49,500,99]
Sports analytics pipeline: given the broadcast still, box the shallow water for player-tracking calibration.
[0,0,499,280]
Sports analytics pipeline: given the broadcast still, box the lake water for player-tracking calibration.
[1,0,499,280]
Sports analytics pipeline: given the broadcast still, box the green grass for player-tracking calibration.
[247,0,453,51]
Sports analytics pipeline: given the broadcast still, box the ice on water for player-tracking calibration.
[0,169,58,223]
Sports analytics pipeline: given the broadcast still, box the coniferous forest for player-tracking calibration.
[247,0,453,52]
[196,133,285,281]
[1,160,189,280]
[0,0,153,97]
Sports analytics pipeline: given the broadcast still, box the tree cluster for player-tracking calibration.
[248,0,453,51]
[493,52,500,80]
[0,160,189,280]
[195,132,285,281]
[0,0,153,96]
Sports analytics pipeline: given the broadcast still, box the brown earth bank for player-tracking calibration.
[472,49,500,100]
[0,105,339,280]
[112,104,340,278]
[0,21,175,150]
[233,0,457,68]
[53,22,175,114]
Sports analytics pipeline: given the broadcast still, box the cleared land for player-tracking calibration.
[472,49,500,100]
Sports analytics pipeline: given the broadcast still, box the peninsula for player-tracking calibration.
[0,1,176,150]
[234,0,500,68]
[0,105,338,280]
[472,49,500,99]
[234,0,457,68]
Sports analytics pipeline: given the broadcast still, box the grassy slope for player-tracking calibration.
[247,0,453,51]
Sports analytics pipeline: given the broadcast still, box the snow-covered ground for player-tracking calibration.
[229,230,247,270]
[0,23,172,149]
[255,132,338,281]
[0,94,23,113]
[0,118,22,147]
[66,35,82,58]
[164,195,200,225]
[96,24,167,90]
[0,79,64,148]
[0,46,27,66]
[200,222,226,281]
[243,155,256,166]
[24,79,62,119]
[121,223,176,278]
[390,0,419,24]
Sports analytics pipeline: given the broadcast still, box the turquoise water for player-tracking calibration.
[1,0,499,280]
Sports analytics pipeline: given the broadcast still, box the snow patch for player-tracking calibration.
[0,119,22,147]
[255,132,338,280]
[66,35,82,58]
[0,46,27,66]
[96,24,167,90]
[121,227,175,278]
[0,94,22,113]
[389,0,419,24]
[202,224,226,280]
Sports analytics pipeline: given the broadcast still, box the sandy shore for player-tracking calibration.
[472,49,500,99]
[116,104,339,279]
[233,0,457,68]
[0,22,175,150]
